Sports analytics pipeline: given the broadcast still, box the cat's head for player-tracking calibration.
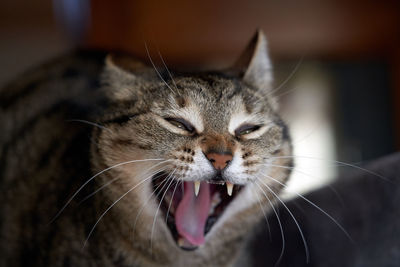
[92,30,292,256]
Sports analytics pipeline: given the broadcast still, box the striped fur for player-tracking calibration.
[0,31,293,267]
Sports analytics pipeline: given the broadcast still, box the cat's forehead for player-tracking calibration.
[153,73,273,133]
[173,74,254,106]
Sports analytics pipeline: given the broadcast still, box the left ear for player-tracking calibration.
[233,29,273,91]
[102,54,153,101]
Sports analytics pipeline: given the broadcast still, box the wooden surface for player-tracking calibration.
[86,0,400,66]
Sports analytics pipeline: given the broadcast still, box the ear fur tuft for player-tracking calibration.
[233,29,273,92]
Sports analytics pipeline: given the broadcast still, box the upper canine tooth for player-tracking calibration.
[194,181,200,196]
[226,182,233,196]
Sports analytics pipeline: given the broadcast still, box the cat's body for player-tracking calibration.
[0,31,293,266]
[0,51,108,266]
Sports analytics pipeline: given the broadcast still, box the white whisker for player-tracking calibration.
[259,172,353,242]
[132,169,175,240]
[255,56,304,104]
[79,160,172,204]
[157,50,178,91]
[253,186,272,241]
[256,178,310,263]
[254,181,286,266]
[269,155,390,182]
[165,180,181,223]
[261,163,320,181]
[261,162,346,204]
[50,158,167,224]
[78,177,119,205]
[269,56,303,96]
[83,168,170,248]
[150,169,177,253]
[66,119,111,132]
[144,42,177,95]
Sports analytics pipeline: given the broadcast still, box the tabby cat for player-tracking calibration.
[0,30,292,266]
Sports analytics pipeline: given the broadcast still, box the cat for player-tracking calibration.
[0,30,293,266]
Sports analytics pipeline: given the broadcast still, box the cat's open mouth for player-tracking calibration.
[153,173,243,250]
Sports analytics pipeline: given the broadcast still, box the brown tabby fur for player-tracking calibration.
[0,30,292,266]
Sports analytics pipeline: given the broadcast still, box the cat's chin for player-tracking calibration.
[152,172,243,250]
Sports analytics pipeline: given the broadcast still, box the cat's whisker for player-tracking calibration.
[252,185,272,241]
[261,163,318,180]
[274,85,300,100]
[150,169,177,253]
[269,57,304,96]
[289,122,324,147]
[78,177,119,205]
[258,56,304,104]
[258,172,353,242]
[50,158,169,224]
[132,169,175,241]
[144,42,177,95]
[267,155,390,182]
[255,177,310,263]
[66,119,111,132]
[83,168,171,248]
[260,162,346,204]
[79,161,171,204]
[254,181,286,266]
[157,50,179,92]
[165,179,181,223]
[253,56,304,106]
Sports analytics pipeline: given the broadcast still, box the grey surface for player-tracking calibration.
[245,152,400,267]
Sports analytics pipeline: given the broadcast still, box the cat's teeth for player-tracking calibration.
[178,237,185,247]
[226,182,233,196]
[194,181,200,196]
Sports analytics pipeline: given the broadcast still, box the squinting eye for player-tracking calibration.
[165,118,195,133]
[235,124,261,137]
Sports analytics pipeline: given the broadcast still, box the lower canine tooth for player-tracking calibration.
[194,181,200,196]
[226,182,233,196]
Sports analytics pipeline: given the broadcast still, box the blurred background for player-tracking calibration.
[1,0,399,196]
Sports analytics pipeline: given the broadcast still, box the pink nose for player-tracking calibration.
[205,153,233,170]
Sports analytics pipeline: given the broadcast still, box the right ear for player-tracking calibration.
[232,30,273,92]
[102,54,151,100]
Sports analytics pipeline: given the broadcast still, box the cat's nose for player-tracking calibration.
[205,152,233,170]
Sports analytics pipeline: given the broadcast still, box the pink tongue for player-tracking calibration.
[175,181,211,246]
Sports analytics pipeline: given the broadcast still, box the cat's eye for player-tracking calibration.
[235,124,261,137]
[165,118,195,133]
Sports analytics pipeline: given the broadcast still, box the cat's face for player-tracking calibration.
[92,31,292,257]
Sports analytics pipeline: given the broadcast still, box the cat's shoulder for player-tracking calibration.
[0,50,107,149]
[1,50,106,106]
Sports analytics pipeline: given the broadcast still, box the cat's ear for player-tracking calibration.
[104,54,148,82]
[102,54,151,100]
[105,54,150,75]
[233,29,273,91]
